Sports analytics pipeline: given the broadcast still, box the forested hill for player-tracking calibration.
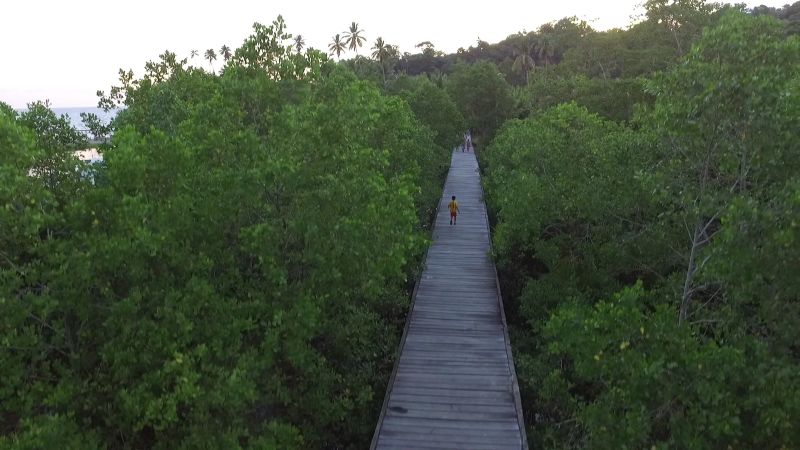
[400,1,800,81]
[2,0,799,449]
[347,0,800,124]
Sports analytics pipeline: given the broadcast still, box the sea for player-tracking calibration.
[14,106,120,131]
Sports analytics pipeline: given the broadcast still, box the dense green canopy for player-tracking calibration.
[482,10,800,449]
[1,17,460,449]
[2,2,799,449]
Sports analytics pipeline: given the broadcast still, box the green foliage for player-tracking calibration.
[0,101,16,118]
[340,55,384,86]
[709,183,800,357]
[1,18,444,449]
[484,11,800,448]
[0,415,102,450]
[79,112,112,141]
[520,72,651,122]
[231,16,328,80]
[546,284,800,449]
[0,111,85,447]
[642,0,728,57]
[644,10,800,322]
[395,0,731,84]
[485,103,653,326]
[446,61,515,141]
[16,102,88,192]
[388,76,466,150]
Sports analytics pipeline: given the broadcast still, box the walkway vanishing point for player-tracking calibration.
[371,150,527,449]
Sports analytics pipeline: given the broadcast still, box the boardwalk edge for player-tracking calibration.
[477,152,530,450]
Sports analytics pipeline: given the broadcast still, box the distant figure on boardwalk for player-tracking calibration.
[449,195,460,225]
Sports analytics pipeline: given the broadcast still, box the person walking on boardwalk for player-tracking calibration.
[449,195,460,225]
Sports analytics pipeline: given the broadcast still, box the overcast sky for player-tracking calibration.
[0,0,786,108]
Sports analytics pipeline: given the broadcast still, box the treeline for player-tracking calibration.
[403,1,799,80]
[477,9,800,449]
[350,1,799,125]
[1,18,464,449]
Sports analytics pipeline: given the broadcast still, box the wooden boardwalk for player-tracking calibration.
[371,150,527,450]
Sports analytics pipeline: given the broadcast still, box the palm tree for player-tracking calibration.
[219,45,232,62]
[190,49,199,60]
[329,34,346,58]
[343,22,365,54]
[512,38,536,84]
[294,35,305,54]
[371,37,389,85]
[205,48,217,73]
[537,34,556,68]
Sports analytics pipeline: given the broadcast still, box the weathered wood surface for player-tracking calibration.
[371,150,527,449]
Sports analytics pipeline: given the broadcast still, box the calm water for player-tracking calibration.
[15,106,120,130]
[52,107,118,130]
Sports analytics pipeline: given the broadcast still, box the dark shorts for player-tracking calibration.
[450,211,457,218]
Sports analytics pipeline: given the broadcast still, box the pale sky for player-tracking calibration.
[0,0,787,108]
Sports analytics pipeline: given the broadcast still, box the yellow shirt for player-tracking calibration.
[448,200,459,214]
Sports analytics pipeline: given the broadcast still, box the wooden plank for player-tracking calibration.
[404,333,504,342]
[378,436,521,450]
[381,426,522,445]
[379,428,522,445]
[385,409,517,423]
[398,358,510,368]
[405,319,502,329]
[415,286,498,294]
[404,334,505,345]
[389,399,516,417]
[407,325,503,335]
[406,326,501,335]
[387,401,516,416]
[381,416,521,431]
[388,393,514,407]
[388,389,515,405]
[399,348,510,359]
[381,421,519,436]
[402,338,506,347]
[414,302,498,309]
[392,376,511,392]
[409,319,503,330]
[396,366,510,377]
[410,311,501,322]
[411,308,499,317]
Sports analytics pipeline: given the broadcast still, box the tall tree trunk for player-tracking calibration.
[680,222,702,324]
[671,25,683,56]
[598,61,608,80]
